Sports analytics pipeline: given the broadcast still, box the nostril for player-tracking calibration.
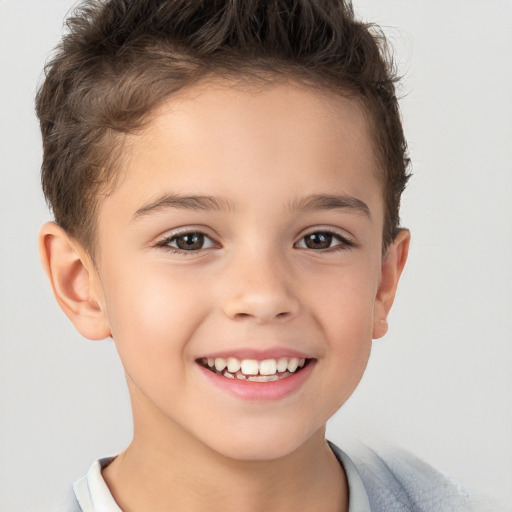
[234,311,291,321]
[224,295,300,323]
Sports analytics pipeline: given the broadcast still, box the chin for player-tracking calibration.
[202,420,320,462]
[213,440,302,462]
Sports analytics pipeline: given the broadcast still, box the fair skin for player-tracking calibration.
[40,79,409,512]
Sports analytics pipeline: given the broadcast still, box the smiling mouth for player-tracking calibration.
[197,356,312,382]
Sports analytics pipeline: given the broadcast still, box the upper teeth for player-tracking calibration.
[207,357,306,376]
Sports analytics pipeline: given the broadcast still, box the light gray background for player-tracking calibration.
[1,1,511,510]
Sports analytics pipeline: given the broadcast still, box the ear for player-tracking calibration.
[38,222,111,340]
[372,229,410,339]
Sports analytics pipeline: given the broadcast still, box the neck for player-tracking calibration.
[103,387,348,512]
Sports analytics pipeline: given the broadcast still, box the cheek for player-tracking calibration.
[322,293,373,379]
[324,279,376,338]
[305,258,378,329]
[101,263,209,367]
[306,264,377,391]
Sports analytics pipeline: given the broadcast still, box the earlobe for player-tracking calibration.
[372,229,410,339]
[38,222,111,340]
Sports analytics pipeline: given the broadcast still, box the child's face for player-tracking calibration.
[83,80,405,460]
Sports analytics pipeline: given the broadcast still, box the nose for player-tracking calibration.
[221,251,300,324]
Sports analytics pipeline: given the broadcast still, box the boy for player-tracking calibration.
[36,0,478,510]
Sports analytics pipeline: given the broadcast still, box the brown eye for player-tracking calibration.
[162,231,216,251]
[296,231,352,251]
[302,232,333,249]
[176,233,204,250]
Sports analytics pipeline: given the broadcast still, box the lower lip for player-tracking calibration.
[197,361,315,401]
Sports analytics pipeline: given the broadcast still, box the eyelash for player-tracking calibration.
[155,229,218,255]
[295,230,354,252]
[155,229,354,255]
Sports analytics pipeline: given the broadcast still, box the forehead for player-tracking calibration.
[102,79,382,222]
[137,78,374,164]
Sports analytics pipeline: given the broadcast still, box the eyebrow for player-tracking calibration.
[132,192,370,221]
[290,194,371,218]
[132,193,233,221]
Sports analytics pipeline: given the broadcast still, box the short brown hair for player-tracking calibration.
[36,0,410,252]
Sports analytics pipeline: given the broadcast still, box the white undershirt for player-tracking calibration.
[73,446,371,512]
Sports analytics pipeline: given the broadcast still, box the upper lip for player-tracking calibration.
[197,347,313,361]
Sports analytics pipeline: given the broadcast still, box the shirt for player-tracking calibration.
[56,441,484,511]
